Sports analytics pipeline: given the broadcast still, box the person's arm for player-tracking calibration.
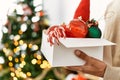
[104,65,120,80]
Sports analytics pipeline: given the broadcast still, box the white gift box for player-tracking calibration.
[41,30,114,67]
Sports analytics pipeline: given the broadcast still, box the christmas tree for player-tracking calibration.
[0,0,68,80]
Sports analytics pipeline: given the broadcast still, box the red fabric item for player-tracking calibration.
[72,74,87,80]
[74,0,90,22]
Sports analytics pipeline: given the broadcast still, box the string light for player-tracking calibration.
[14,35,20,41]
[10,35,14,40]
[8,56,13,61]
[36,55,42,59]
[10,72,15,77]
[31,45,38,51]
[37,60,41,64]
[3,48,12,56]
[31,59,37,64]
[2,26,8,33]
[14,41,19,46]
[26,72,31,77]
[20,43,27,50]
[0,57,5,64]
[13,47,20,53]
[20,57,24,62]
[35,6,42,12]
[17,67,22,72]
[19,72,27,78]
[21,54,26,58]
[31,16,40,22]
[19,40,24,45]
[21,61,26,66]
[28,43,32,48]
[40,60,51,68]
[21,23,27,32]
[16,4,24,15]
[15,70,20,77]
[15,58,19,63]
[8,62,13,67]
[19,63,24,68]
[0,64,3,70]
[13,77,18,80]
[19,30,23,35]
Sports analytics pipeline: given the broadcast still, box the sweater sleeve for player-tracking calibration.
[104,65,120,80]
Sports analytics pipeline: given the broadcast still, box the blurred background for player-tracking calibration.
[0,0,112,80]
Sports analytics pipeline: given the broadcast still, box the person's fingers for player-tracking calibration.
[67,66,95,74]
[74,50,90,62]
[67,66,83,72]
[67,66,92,73]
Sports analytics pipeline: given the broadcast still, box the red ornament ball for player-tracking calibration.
[67,19,88,38]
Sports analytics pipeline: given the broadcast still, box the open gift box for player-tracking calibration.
[41,30,115,67]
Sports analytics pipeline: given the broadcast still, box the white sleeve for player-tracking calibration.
[104,65,120,80]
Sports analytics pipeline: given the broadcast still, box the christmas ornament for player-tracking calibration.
[47,18,88,45]
[72,74,87,80]
[68,18,88,38]
[46,0,90,45]
[87,19,102,38]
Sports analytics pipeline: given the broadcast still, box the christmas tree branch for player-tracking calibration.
[33,68,51,80]
[0,68,10,77]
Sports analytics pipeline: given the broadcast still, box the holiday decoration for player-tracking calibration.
[87,19,102,38]
[68,18,88,38]
[47,18,102,45]
[72,74,87,80]
[46,0,89,45]
[47,18,88,45]
[74,0,90,22]
[46,0,102,45]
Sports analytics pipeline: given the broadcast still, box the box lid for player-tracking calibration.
[59,38,115,48]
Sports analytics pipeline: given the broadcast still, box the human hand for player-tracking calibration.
[67,50,107,77]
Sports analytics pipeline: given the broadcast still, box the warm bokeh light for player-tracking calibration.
[26,72,31,77]
[19,40,24,45]
[10,72,15,77]
[14,35,20,41]
[8,56,13,61]
[15,58,19,63]
[0,56,5,64]
[37,55,42,59]
[9,62,13,67]
[14,41,19,46]
[31,59,37,64]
